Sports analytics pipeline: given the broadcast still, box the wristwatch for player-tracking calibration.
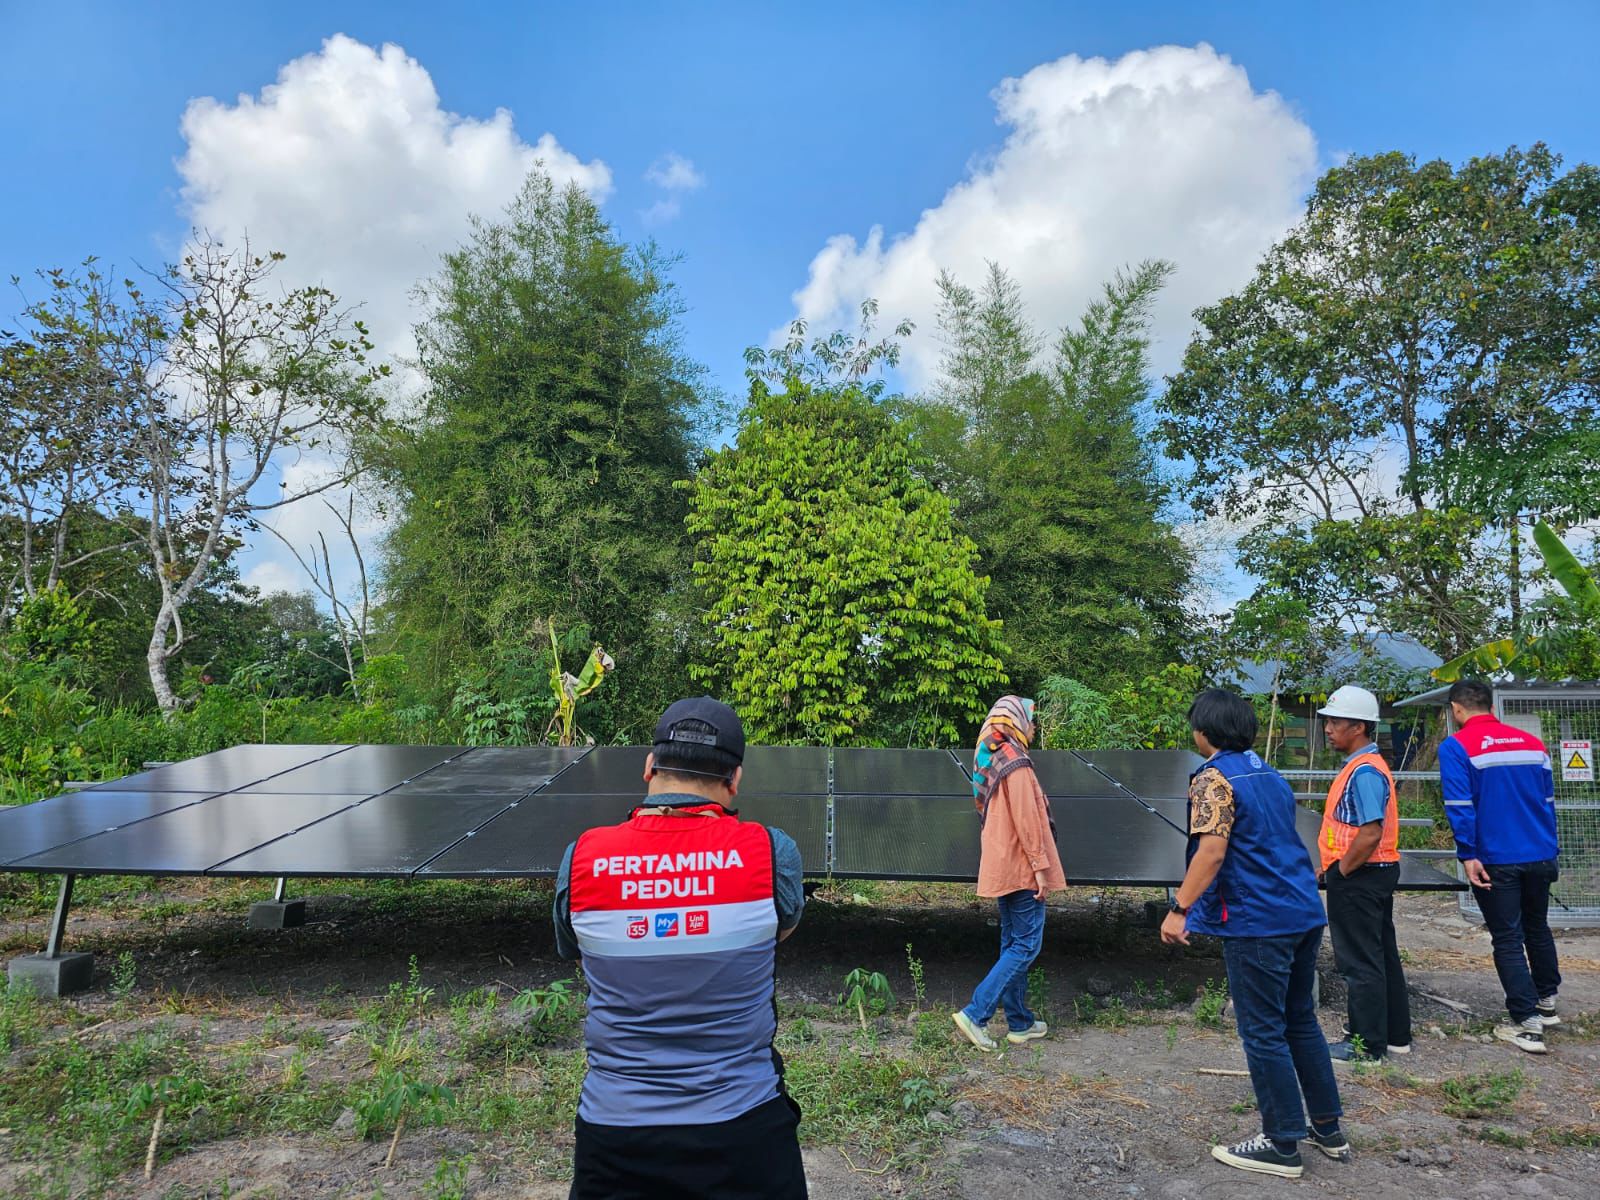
[1169,900,1189,916]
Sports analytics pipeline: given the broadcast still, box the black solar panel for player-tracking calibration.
[1077,748,1204,800]
[386,745,589,796]
[246,745,469,794]
[12,792,368,875]
[1051,795,1190,885]
[542,747,649,794]
[1028,751,1126,798]
[0,791,217,865]
[86,744,350,793]
[212,793,518,876]
[832,748,967,795]
[740,746,829,796]
[419,793,828,877]
[831,791,1190,884]
[832,795,978,879]
[0,742,1463,890]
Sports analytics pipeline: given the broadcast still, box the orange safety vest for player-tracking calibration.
[1319,750,1400,872]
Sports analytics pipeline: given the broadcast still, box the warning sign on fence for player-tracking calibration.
[1562,740,1594,783]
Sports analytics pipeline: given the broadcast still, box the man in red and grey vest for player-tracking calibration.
[553,697,807,1199]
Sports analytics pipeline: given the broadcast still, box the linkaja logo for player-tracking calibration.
[654,913,680,938]
[686,910,709,935]
[626,916,648,940]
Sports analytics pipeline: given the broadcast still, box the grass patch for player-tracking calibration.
[1440,1068,1526,1119]
[1474,1125,1531,1147]
[1543,1124,1600,1148]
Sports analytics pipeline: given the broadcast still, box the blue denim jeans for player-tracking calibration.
[961,890,1045,1033]
[1471,859,1562,1022]
[1221,928,1343,1144]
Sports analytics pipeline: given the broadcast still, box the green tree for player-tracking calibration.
[377,172,708,737]
[687,318,1007,745]
[906,261,1192,694]
[1161,146,1600,657]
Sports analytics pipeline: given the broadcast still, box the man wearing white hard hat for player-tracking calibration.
[1317,685,1410,1063]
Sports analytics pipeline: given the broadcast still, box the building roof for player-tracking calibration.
[1397,679,1600,708]
[1224,633,1443,697]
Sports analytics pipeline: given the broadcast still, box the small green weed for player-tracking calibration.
[839,968,894,1028]
[430,1153,472,1200]
[1193,979,1228,1027]
[512,978,581,1043]
[1544,1124,1600,1148]
[913,1011,947,1051]
[905,944,926,1010]
[110,950,138,998]
[1440,1068,1526,1119]
[1474,1125,1530,1147]
[1025,966,1048,1015]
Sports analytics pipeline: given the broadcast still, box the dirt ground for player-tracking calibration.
[3,880,1599,1199]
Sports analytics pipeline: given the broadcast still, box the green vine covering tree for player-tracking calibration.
[686,321,1007,745]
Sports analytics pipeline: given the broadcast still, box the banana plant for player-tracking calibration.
[544,616,616,747]
[1433,521,1600,681]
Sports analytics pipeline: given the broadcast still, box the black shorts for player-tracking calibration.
[570,1093,807,1200]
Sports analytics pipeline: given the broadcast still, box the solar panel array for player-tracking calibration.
[0,743,1461,889]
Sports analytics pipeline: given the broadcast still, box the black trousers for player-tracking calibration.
[1471,859,1563,1022]
[1325,863,1411,1056]
[570,1093,807,1200]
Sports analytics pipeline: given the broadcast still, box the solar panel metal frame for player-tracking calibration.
[0,742,1464,890]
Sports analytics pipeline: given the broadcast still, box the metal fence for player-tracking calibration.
[1495,687,1600,927]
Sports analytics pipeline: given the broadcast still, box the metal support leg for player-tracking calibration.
[45,873,75,958]
[10,874,94,996]
[273,876,287,903]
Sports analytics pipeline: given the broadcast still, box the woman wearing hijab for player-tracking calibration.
[952,696,1067,1051]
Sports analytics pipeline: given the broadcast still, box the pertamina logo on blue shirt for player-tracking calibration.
[654,912,680,937]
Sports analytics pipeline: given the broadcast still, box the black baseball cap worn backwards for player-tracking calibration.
[653,696,746,763]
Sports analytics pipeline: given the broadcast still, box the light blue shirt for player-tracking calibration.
[1335,742,1392,831]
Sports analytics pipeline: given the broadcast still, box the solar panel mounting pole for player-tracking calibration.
[45,874,74,959]
[6,874,94,997]
[273,876,287,904]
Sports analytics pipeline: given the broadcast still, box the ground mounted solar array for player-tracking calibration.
[0,743,1460,890]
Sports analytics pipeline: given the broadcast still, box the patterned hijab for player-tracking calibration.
[972,695,1036,825]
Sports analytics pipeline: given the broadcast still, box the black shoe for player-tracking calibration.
[1305,1128,1351,1161]
[1211,1133,1304,1178]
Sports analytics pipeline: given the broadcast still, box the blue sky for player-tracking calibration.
[4,1,1599,602]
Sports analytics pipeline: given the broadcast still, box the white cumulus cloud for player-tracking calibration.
[645,152,705,192]
[787,43,1319,385]
[177,33,610,373]
[174,33,610,611]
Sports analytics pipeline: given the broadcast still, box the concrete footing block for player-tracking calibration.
[248,900,306,930]
[8,952,95,997]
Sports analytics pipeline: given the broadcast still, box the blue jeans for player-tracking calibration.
[1471,859,1562,1022]
[961,890,1045,1033]
[1222,928,1343,1144]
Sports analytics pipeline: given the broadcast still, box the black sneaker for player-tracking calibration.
[1305,1128,1351,1162]
[1211,1133,1304,1178]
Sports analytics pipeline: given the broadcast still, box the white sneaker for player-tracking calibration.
[1536,996,1561,1027]
[1006,1020,1048,1044]
[1387,1042,1412,1055]
[951,1011,996,1052]
[1493,1019,1548,1054]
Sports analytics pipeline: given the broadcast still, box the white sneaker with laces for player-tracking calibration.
[1493,1018,1548,1054]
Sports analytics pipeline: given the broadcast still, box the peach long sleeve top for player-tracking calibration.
[975,765,1067,898]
